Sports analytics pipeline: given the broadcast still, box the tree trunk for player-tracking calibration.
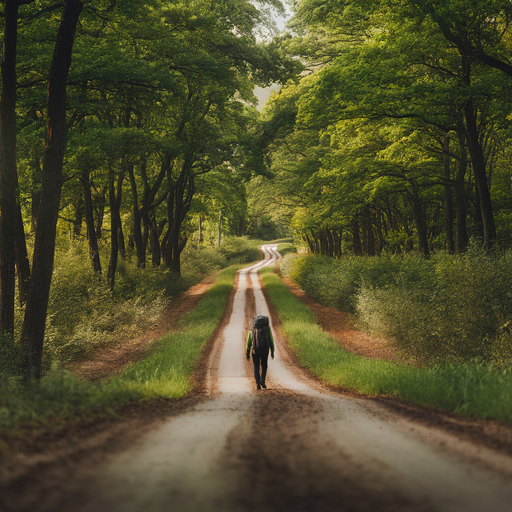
[73,191,84,238]
[94,186,106,240]
[81,170,102,273]
[21,0,83,380]
[118,209,126,260]
[0,0,20,339]
[365,206,376,256]
[30,157,42,233]
[127,162,146,267]
[217,210,222,247]
[144,213,161,267]
[162,156,195,275]
[375,211,384,255]
[15,204,30,306]
[198,216,203,242]
[352,219,363,256]
[311,231,319,254]
[325,229,334,258]
[455,134,469,252]
[462,58,496,250]
[409,183,430,257]
[304,234,314,253]
[107,169,124,291]
[443,133,455,253]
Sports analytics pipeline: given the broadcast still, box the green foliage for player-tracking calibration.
[254,0,512,254]
[281,249,512,365]
[277,242,296,257]
[6,238,259,372]
[113,265,236,399]
[181,236,261,275]
[0,335,22,377]
[281,253,404,312]
[261,268,512,423]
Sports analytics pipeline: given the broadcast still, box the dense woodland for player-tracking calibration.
[258,0,512,258]
[0,0,293,378]
[3,0,512,379]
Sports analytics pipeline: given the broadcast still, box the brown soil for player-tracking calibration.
[226,390,423,512]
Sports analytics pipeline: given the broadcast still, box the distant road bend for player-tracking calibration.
[70,244,512,512]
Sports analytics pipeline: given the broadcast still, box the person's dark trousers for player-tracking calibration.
[252,351,269,385]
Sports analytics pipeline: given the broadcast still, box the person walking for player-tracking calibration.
[246,315,274,390]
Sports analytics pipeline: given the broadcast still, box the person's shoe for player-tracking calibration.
[261,382,267,389]
[256,384,261,390]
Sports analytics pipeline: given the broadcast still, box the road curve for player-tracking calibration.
[71,245,512,512]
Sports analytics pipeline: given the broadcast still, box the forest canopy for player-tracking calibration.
[257,0,512,258]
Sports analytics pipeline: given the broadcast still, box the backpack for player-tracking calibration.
[252,315,270,354]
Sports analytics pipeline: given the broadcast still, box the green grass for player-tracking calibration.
[277,242,296,257]
[0,265,240,433]
[261,267,512,424]
[109,265,237,400]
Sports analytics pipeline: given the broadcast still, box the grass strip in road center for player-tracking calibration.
[0,265,241,433]
[261,267,512,424]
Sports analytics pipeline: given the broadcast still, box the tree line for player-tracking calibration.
[257,0,512,258]
[0,0,293,379]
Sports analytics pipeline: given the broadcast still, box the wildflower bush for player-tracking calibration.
[281,247,512,365]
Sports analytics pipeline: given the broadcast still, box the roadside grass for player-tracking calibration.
[277,242,296,257]
[109,265,237,400]
[261,268,512,424]
[0,265,239,434]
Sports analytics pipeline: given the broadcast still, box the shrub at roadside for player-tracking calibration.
[9,237,260,373]
[281,248,512,365]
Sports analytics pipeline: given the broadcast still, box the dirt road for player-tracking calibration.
[32,246,512,511]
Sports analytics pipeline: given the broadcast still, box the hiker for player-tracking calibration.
[246,315,275,390]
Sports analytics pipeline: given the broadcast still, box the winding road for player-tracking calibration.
[71,245,512,512]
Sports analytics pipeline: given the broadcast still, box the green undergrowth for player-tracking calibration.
[277,242,296,258]
[34,237,260,371]
[280,248,512,366]
[0,265,239,434]
[261,267,512,424]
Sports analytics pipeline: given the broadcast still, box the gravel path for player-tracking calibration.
[58,246,512,511]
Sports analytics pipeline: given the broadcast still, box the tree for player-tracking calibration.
[21,0,83,379]
[256,0,512,255]
[0,0,35,344]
